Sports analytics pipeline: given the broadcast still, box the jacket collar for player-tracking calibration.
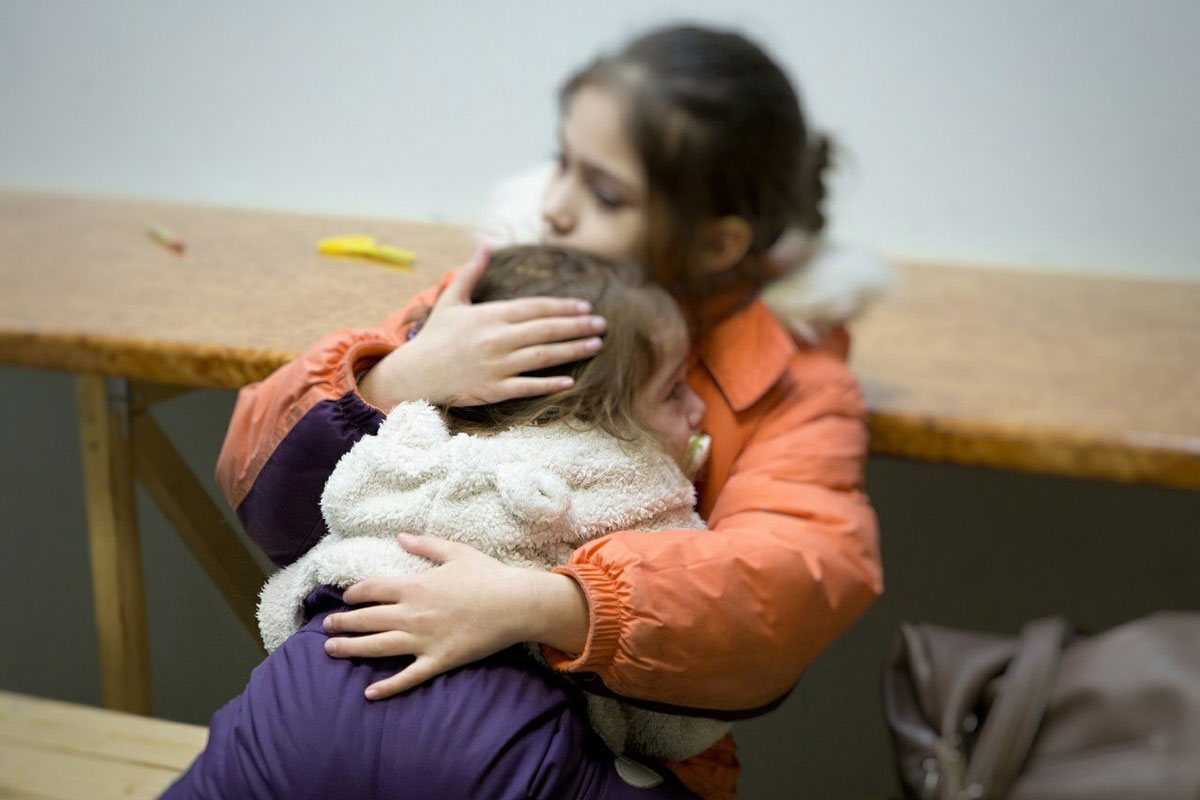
[698,300,797,412]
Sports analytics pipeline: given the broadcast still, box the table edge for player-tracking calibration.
[4,325,1198,490]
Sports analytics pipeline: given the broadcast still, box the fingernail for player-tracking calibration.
[324,639,337,654]
[365,687,380,700]
[576,301,592,313]
[558,377,575,389]
[590,315,606,332]
[585,337,602,351]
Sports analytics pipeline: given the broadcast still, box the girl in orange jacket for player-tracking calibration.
[216,24,884,799]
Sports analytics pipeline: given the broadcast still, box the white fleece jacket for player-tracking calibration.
[257,401,730,761]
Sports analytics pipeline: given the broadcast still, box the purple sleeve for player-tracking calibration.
[235,392,385,567]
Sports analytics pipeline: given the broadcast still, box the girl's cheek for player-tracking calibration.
[614,223,647,260]
[584,226,636,259]
[623,212,650,257]
[586,207,642,256]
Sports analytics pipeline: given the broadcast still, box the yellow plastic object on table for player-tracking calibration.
[318,234,415,269]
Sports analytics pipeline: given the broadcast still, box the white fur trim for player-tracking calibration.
[761,243,897,342]
[475,161,554,248]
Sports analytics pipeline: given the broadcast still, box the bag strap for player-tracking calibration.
[958,616,1070,799]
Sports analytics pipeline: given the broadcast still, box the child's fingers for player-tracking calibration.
[341,575,407,605]
[322,605,406,635]
[494,296,593,323]
[502,315,606,350]
[364,657,441,700]
[324,630,415,660]
[508,338,602,374]
[396,532,473,564]
[494,375,576,401]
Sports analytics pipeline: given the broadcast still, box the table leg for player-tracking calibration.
[130,410,267,640]
[75,376,153,714]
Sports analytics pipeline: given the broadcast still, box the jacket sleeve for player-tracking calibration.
[215,277,452,567]
[543,351,883,713]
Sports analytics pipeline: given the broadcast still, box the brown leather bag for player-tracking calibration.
[883,612,1200,799]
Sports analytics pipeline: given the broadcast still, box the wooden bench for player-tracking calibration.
[0,691,205,799]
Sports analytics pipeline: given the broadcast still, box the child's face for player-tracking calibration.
[543,86,649,262]
[633,302,707,470]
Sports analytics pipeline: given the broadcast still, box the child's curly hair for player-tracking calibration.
[441,245,679,443]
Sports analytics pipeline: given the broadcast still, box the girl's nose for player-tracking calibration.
[541,177,575,237]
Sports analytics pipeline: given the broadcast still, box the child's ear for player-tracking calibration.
[697,217,753,275]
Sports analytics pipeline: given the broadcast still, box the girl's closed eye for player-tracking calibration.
[589,179,625,210]
[550,148,623,208]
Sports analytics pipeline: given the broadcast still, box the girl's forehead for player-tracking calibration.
[561,86,644,188]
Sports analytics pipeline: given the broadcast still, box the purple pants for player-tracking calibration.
[161,587,698,799]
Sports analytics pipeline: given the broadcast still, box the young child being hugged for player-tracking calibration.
[257,245,727,762]
[165,246,721,799]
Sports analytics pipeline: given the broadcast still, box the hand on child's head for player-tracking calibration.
[439,246,704,471]
[362,247,603,411]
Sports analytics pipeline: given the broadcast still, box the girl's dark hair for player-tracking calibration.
[561,25,831,313]
[443,245,678,441]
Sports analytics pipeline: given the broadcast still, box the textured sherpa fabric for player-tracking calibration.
[257,400,729,762]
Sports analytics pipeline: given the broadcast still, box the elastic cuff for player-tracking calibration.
[542,563,623,672]
[339,336,401,414]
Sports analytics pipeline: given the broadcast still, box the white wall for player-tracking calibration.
[4,7,1199,796]
[2,0,1197,277]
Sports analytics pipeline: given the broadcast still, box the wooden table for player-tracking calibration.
[0,690,205,799]
[2,189,1198,715]
[853,261,1200,488]
[0,190,476,714]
